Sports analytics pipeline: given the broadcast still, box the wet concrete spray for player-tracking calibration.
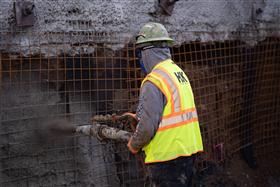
[0,73,122,186]
[0,52,141,186]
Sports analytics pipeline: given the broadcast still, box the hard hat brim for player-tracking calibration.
[136,37,174,45]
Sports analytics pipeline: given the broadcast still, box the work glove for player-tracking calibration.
[127,138,139,154]
[119,112,138,131]
[119,113,139,154]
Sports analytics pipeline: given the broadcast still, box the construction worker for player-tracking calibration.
[125,22,203,187]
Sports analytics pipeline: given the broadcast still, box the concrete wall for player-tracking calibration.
[0,0,280,56]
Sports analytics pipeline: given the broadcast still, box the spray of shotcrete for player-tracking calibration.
[37,115,133,144]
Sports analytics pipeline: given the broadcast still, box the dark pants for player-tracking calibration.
[146,156,195,187]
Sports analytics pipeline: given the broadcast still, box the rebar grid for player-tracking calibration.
[1,34,280,186]
[169,39,280,167]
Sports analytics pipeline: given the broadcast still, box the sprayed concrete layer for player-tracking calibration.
[0,53,142,186]
[0,0,280,56]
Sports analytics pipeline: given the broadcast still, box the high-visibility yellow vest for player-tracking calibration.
[141,59,203,163]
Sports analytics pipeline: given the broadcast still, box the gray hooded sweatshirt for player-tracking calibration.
[130,47,171,150]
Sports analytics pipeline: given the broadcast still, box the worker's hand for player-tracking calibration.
[119,112,138,131]
[127,138,139,154]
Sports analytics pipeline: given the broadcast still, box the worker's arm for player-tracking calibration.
[127,81,166,153]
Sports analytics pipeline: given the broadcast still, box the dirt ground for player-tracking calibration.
[195,154,280,187]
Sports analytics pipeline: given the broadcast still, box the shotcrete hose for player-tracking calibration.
[75,124,132,142]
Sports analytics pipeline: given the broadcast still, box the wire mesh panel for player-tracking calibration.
[0,30,280,187]
[0,30,145,187]
[169,39,280,167]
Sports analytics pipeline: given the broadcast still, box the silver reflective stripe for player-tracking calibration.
[153,69,181,112]
[159,110,198,128]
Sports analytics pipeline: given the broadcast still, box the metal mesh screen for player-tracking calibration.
[0,31,280,186]
[169,39,280,169]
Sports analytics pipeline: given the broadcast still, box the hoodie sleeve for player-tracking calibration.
[129,81,166,150]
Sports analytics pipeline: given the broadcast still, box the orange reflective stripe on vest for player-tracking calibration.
[150,71,176,112]
[159,109,198,131]
[153,69,182,112]
[155,66,183,111]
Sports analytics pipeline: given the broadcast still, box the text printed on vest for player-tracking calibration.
[174,71,188,84]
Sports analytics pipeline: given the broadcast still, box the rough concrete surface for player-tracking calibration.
[0,50,143,186]
[0,0,280,56]
[0,76,125,187]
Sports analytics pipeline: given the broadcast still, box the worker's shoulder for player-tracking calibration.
[142,80,157,89]
[141,80,164,95]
